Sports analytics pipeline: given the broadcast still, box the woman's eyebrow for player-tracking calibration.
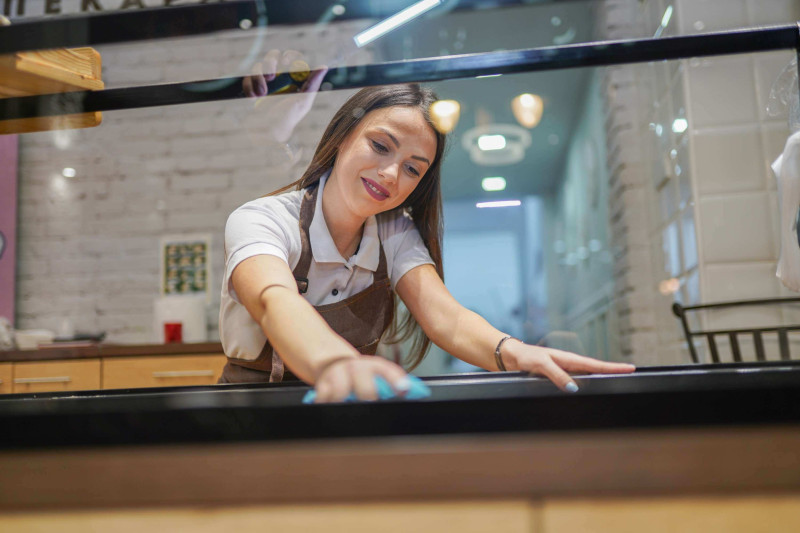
[376,127,400,147]
[375,127,431,165]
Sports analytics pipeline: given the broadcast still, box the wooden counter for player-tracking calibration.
[0,342,226,393]
[0,341,224,362]
[3,363,800,530]
[2,427,799,532]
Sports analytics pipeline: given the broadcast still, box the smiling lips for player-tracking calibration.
[361,177,390,201]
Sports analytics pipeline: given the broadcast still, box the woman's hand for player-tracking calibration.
[502,339,635,392]
[311,355,413,403]
[242,50,328,150]
[242,49,328,144]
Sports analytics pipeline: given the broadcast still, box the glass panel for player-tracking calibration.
[2,0,800,398]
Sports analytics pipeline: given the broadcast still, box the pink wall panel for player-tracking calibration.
[0,135,18,325]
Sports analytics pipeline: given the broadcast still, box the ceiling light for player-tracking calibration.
[481,177,506,192]
[463,124,532,166]
[512,93,544,128]
[429,99,460,134]
[661,5,674,28]
[62,167,76,178]
[478,134,506,151]
[654,5,674,38]
[354,0,441,47]
[476,200,521,208]
[672,118,688,133]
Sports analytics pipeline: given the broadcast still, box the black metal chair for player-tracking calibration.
[672,297,800,363]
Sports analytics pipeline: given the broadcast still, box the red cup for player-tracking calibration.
[164,322,183,343]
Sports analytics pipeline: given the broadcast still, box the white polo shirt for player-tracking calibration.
[219,172,435,362]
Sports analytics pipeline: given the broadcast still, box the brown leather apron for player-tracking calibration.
[219,184,395,384]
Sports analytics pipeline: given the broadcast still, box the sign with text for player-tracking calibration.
[3,0,223,18]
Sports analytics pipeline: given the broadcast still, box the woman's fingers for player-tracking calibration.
[512,344,635,392]
[351,362,379,401]
[550,350,635,374]
[313,357,411,403]
[372,359,414,396]
[280,49,304,68]
[262,49,281,80]
[300,66,328,93]
[517,354,578,392]
[315,361,353,403]
[243,61,267,97]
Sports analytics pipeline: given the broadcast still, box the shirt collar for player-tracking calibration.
[308,172,380,272]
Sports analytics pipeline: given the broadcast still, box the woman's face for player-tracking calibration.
[328,105,438,220]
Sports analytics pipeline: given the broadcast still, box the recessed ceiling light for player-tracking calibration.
[62,167,76,178]
[354,0,441,47]
[429,99,460,134]
[476,200,521,209]
[661,5,674,28]
[512,93,544,128]
[478,134,506,151]
[481,177,507,192]
[463,124,532,166]
[672,118,688,133]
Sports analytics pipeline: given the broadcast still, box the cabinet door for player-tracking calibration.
[103,354,227,389]
[13,359,101,393]
[0,363,12,394]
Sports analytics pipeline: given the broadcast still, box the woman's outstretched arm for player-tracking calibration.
[231,254,408,399]
[395,264,635,391]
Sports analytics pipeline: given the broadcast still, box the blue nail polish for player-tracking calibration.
[565,382,579,393]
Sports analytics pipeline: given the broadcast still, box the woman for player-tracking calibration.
[219,83,634,401]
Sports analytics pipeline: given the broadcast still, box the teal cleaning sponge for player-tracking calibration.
[302,375,431,404]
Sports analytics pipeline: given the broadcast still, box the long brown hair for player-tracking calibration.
[272,84,447,370]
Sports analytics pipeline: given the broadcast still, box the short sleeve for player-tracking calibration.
[224,200,296,303]
[379,210,435,289]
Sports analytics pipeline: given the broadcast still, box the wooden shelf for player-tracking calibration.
[0,47,103,134]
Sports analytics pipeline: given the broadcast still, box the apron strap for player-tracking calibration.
[292,184,318,292]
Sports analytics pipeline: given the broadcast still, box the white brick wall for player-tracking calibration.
[597,0,800,364]
[14,13,374,343]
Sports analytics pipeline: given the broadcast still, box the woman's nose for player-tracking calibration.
[379,162,400,183]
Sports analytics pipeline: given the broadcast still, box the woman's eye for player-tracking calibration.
[371,140,388,153]
[406,165,421,177]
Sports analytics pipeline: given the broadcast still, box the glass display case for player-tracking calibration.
[2,0,799,381]
[3,0,800,525]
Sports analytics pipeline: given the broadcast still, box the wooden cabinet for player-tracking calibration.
[1,346,226,394]
[103,354,227,390]
[0,363,12,394]
[13,359,101,394]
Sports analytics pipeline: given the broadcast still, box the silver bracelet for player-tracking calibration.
[494,335,518,372]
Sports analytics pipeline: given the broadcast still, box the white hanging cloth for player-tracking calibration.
[773,130,800,292]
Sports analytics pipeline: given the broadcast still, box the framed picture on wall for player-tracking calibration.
[159,234,212,299]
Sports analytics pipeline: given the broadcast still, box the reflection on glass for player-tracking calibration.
[3,1,800,396]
